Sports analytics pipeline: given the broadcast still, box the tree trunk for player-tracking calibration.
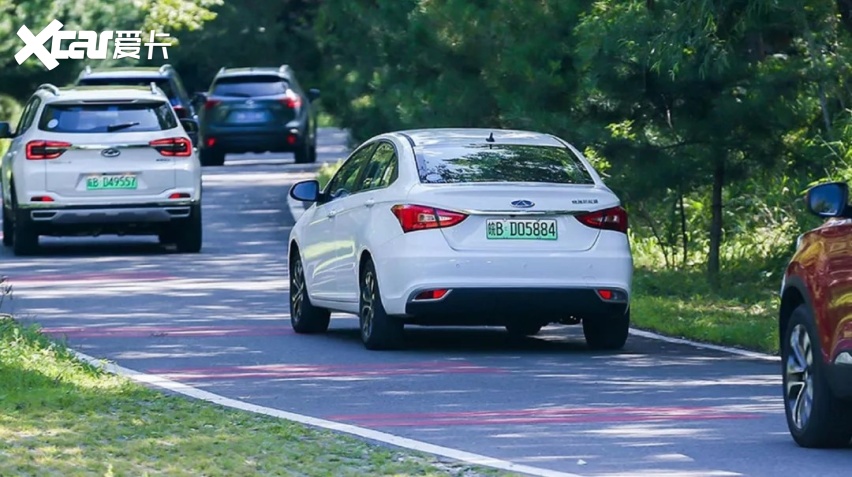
[708,160,724,288]
[679,192,688,268]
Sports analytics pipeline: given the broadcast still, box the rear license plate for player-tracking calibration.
[86,175,137,190]
[486,219,557,240]
[230,111,267,123]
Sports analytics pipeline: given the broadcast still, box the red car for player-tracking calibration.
[780,181,852,448]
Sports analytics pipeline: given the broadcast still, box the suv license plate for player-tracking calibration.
[486,219,557,240]
[86,175,137,190]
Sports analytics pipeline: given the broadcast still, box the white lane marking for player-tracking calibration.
[629,328,779,362]
[71,350,585,477]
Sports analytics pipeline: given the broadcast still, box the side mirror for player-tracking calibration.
[180,118,199,134]
[307,88,321,102]
[192,92,208,103]
[0,122,12,139]
[806,182,849,218]
[290,180,320,202]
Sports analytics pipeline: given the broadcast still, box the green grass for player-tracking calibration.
[0,316,511,477]
[630,267,780,354]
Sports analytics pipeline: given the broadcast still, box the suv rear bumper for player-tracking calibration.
[19,202,197,230]
[28,205,191,225]
[201,131,305,153]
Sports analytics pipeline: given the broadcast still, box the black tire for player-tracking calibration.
[359,259,403,350]
[2,206,12,247]
[12,208,38,256]
[289,252,330,333]
[174,204,202,253]
[583,310,630,350]
[505,322,543,337]
[200,148,225,166]
[158,228,176,245]
[782,304,852,448]
[294,139,313,164]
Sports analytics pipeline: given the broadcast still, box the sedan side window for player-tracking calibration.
[325,143,375,201]
[360,142,397,191]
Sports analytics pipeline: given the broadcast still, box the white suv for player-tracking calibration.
[0,83,203,255]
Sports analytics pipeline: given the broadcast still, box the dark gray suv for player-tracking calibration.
[76,65,197,121]
[197,66,320,166]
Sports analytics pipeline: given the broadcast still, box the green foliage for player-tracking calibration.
[0,95,22,157]
[157,0,323,92]
[0,0,220,100]
[317,160,342,190]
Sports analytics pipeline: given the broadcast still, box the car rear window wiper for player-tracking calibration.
[106,122,141,132]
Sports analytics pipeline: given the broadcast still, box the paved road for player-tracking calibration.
[1,128,849,477]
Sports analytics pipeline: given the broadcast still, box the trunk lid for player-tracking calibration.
[42,130,178,198]
[405,183,620,252]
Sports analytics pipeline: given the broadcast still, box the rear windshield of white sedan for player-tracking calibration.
[38,102,178,133]
[414,144,595,184]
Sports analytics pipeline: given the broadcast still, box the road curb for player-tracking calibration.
[629,328,779,362]
[71,349,586,477]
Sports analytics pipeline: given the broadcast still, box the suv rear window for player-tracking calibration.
[38,102,178,133]
[77,78,176,103]
[414,144,595,184]
[211,76,289,97]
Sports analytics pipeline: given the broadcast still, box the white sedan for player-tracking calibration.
[288,128,633,350]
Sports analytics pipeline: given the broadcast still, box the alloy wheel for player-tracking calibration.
[291,258,305,324]
[786,323,814,430]
[360,270,376,340]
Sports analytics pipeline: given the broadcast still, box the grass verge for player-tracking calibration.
[630,267,779,354]
[0,316,509,477]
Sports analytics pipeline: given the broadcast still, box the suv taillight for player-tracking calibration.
[172,104,188,119]
[204,99,221,110]
[26,140,71,160]
[280,90,302,109]
[149,137,192,157]
[391,204,468,233]
[576,206,628,233]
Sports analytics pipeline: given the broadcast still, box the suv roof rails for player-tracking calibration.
[158,64,173,74]
[37,83,60,96]
[149,82,160,94]
[217,66,227,76]
[278,65,290,74]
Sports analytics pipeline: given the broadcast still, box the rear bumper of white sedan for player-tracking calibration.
[371,230,633,324]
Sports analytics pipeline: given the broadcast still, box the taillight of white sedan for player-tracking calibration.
[287,128,634,350]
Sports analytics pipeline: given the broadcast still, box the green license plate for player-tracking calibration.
[486,219,557,240]
[86,175,137,190]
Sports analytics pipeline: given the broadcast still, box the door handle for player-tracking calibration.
[364,198,375,208]
[327,209,338,218]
